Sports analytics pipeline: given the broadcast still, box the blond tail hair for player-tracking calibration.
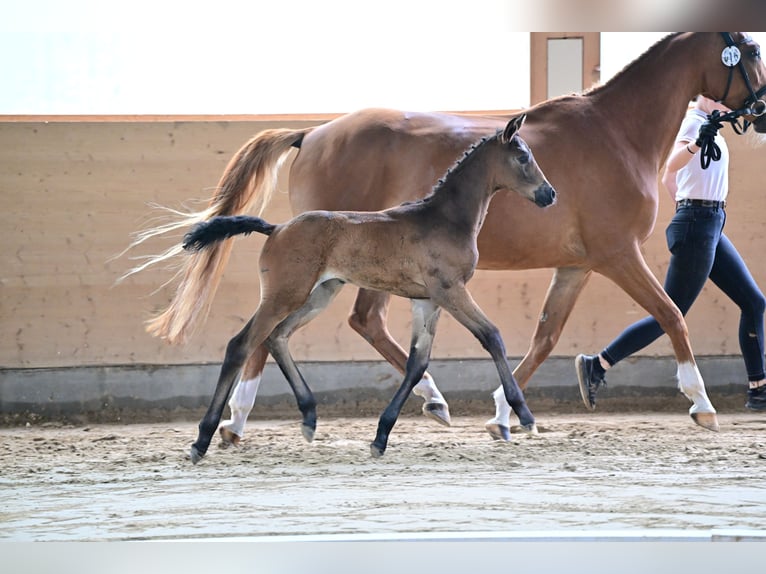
[121,127,312,344]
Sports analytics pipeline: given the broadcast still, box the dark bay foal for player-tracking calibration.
[181,114,555,462]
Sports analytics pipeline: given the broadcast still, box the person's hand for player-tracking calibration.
[696,111,725,169]
[695,112,724,147]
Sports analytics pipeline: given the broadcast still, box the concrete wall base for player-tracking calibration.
[0,356,751,425]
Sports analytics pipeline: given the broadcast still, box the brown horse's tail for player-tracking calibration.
[121,126,312,344]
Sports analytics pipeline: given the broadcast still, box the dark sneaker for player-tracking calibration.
[745,385,766,411]
[576,354,607,411]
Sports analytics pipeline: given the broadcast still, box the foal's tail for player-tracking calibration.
[183,215,276,252]
[123,126,312,344]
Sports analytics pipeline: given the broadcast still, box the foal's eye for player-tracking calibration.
[517,153,530,165]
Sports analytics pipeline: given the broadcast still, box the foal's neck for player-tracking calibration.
[427,147,497,236]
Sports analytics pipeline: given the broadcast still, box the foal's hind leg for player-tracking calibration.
[371,299,441,457]
[219,279,346,446]
[265,279,346,442]
[190,306,290,463]
[350,288,451,425]
[487,267,591,440]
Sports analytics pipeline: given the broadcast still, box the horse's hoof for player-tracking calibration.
[520,422,539,436]
[690,411,720,432]
[218,426,241,448]
[422,402,452,427]
[189,446,204,465]
[370,442,386,458]
[301,424,315,443]
[485,421,511,441]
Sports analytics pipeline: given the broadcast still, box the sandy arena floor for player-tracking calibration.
[3,410,766,542]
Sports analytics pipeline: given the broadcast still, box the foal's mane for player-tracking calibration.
[424,131,500,200]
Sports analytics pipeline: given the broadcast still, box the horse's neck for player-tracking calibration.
[588,35,702,168]
[430,164,494,234]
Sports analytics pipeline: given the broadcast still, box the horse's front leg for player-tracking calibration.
[219,346,268,447]
[371,300,441,457]
[599,246,718,431]
[350,288,451,426]
[487,267,591,440]
[438,286,537,440]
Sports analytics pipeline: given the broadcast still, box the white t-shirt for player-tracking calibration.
[674,108,729,203]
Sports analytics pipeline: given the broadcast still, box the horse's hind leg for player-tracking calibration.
[265,279,346,442]
[350,288,450,425]
[219,346,268,447]
[219,279,346,446]
[487,267,591,440]
[371,299,441,457]
[191,307,288,464]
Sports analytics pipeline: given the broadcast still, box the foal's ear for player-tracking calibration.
[501,113,526,143]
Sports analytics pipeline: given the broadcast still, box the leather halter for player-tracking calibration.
[717,32,766,133]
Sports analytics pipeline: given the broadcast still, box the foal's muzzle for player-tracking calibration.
[534,182,556,207]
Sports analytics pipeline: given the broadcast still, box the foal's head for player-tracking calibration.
[491,114,556,208]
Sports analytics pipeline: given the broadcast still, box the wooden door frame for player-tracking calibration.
[530,33,600,105]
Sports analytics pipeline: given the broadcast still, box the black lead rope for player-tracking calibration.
[697,107,754,170]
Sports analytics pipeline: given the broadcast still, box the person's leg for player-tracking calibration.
[708,232,766,410]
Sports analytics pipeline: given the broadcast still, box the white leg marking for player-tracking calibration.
[488,385,512,426]
[677,362,716,414]
[221,375,262,438]
[412,373,447,405]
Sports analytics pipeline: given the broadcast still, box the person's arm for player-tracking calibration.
[665,138,698,173]
[661,164,679,202]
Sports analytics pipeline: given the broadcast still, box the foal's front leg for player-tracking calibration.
[488,267,590,440]
[371,299,441,457]
[438,286,536,440]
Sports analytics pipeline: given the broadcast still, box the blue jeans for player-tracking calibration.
[602,204,766,382]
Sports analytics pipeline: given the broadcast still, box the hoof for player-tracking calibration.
[520,422,539,436]
[189,446,205,465]
[301,424,315,443]
[485,421,511,441]
[218,425,241,448]
[369,443,386,458]
[422,402,452,427]
[690,411,719,432]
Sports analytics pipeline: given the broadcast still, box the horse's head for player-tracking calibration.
[497,114,556,207]
[701,33,766,133]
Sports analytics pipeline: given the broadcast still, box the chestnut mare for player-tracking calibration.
[176,116,555,461]
[130,33,766,445]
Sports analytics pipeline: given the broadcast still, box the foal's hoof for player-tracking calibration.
[218,425,241,448]
[485,421,511,441]
[369,442,386,458]
[301,424,316,443]
[690,411,720,432]
[189,446,205,465]
[422,402,452,427]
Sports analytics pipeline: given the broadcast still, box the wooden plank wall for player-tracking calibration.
[2,117,764,369]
